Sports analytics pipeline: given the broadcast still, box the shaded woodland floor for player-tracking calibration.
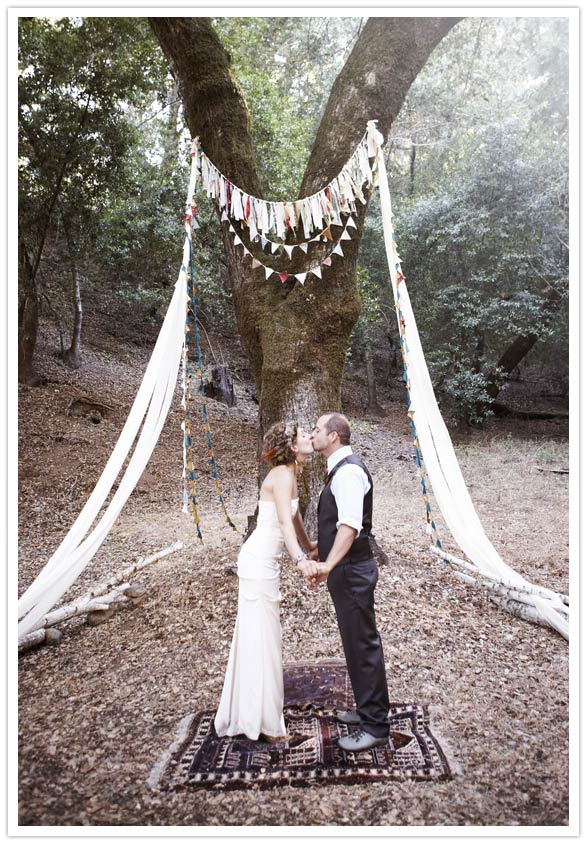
[17,322,570,828]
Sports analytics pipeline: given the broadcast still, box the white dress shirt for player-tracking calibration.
[326,445,371,535]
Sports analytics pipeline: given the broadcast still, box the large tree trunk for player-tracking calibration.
[150,16,461,519]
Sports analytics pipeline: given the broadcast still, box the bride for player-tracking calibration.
[214,421,315,743]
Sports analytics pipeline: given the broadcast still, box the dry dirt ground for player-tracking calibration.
[17,325,570,829]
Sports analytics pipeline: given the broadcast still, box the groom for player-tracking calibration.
[299,412,390,752]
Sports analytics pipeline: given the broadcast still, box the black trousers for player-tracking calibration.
[327,558,390,738]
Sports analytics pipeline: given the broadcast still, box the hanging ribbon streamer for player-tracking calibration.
[370,119,568,639]
[188,238,238,534]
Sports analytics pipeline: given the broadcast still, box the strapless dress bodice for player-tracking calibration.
[236,498,299,579]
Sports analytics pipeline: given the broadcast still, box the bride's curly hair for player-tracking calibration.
[260,421,298,466]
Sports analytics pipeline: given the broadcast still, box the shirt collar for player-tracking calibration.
[327,445,353,474]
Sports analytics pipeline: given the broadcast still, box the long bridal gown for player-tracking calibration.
[214,498,299,740]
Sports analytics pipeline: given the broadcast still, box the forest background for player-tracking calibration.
[18,14,569,424]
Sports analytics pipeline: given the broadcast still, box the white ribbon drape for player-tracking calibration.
[370,120,568,640]
[17,155,200,638]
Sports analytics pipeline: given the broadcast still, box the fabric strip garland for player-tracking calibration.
[227,220,355,284]
[194,131,376,284]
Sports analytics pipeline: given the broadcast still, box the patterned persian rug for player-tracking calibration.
[150,660,452,791]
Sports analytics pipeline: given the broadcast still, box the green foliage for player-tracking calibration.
[18,17,173,330]
[214,17,361,198]
[18,17,167,232]
[357,16,569,422]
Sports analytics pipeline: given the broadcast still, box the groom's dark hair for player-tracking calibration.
[324,413,351,446]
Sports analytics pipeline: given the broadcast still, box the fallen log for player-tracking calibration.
[490,402,569,420]
[18,541,183,652]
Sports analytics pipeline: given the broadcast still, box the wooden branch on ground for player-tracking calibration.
[429,546,569,638]
[490,402,569,420]
[488,595,550,628]
[18,541,183,652]
[535,466,569,474]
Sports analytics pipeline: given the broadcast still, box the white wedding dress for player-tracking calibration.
[214,498,298,740]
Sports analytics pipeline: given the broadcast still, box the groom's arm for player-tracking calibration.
[301,524,357,588]
[320,523,357,573]
[307,465,370,585]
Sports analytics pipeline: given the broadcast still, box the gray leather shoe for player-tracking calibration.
[338,729,389,753]
[334,708,360,725]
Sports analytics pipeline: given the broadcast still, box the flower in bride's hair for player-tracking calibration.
[260,421,298,466]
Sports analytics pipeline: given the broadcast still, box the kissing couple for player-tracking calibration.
[214,413,390,753]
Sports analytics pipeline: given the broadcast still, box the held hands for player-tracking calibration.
[307,541,319,561]
[297,558,331,589]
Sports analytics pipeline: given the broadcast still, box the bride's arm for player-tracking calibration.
[292,510,317,555]
[272,468,306,563]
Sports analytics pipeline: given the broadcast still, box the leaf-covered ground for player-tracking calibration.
[17,326,569,828]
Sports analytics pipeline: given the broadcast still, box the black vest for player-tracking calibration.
[317,454,373,565]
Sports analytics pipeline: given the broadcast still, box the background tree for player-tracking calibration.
[149,16,460,518]
[18,16,168,382]
[372,17,569,422]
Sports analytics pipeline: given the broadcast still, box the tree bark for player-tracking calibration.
[484,287,564,404]
[62,269,83,369]
[365,347,384,415]
[150,16,461,513]
[60,209,83,368]
[18,236,40,385]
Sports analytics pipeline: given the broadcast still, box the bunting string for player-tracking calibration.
[181,265,203,542]
[228,219,356,284]
[193,128,377,264]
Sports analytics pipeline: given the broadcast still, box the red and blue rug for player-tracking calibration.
[151,660,452,791]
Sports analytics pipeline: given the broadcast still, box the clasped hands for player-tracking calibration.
[297,557,331,589]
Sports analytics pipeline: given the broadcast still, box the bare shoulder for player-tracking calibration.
[269,464,292,483]
[265,465,294,494]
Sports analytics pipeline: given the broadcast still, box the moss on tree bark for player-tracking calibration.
[150,16,461,516]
